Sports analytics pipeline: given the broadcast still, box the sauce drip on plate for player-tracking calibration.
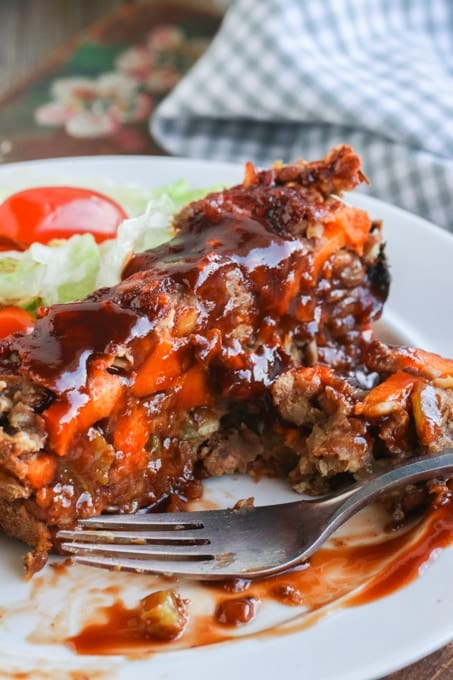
[67,498,453,656]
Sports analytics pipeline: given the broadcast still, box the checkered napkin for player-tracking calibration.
[152,0,453,232]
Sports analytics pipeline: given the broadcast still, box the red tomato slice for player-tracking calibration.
[0,306,34,339]
[0,186,128,247]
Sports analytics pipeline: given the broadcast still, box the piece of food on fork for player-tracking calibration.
[0,144,449,577]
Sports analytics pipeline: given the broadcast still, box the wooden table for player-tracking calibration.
[0,2,451,678]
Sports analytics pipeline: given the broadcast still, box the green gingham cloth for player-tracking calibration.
[151,0,453,232]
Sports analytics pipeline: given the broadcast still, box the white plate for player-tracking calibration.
[0,156,452,680]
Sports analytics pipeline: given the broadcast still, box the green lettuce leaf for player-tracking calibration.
[0,235,100,307]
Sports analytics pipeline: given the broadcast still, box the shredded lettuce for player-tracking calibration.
[86,178,213,216]
[0,235,100,307]
[96,195,176,288]
[0,180,216,308]
[149,179,217,211]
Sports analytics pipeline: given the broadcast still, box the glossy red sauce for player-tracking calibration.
[67,498,453,656]
[215,596,258,626]
[67,600,165,656]
[66,599,230,656]
[349,499,453,606]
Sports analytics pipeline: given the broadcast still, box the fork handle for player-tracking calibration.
[311,450,453,552]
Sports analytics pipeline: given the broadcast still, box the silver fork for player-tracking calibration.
[58,451,453,580]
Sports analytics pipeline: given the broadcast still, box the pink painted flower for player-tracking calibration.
[65,111,118,138]
[147,25,184,51]
[51,77,98,104]
[35,73,152,139]
[115,23,209,94]
[115,46,155,82]
[35,102,73,126]
[35,23,210,139]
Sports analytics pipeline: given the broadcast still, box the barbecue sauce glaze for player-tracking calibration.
[1,190,386,522]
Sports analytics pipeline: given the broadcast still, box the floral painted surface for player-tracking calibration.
[34,25,209,140]
[35,73,152,138]
[117,24,209,93]
[0,3,220,160]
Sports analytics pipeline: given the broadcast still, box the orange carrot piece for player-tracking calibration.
[26,454,57,489]
[311,222,346,281]
[391,347,453,381]
[173,365,212,410]
[133,338,184,398]
[332,205,372,253]
[312,206,372,281]
[354,371,419,418]
[113,400,150,457]
[44,367,122,456]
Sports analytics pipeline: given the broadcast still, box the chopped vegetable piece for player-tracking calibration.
[138,589,188,641]
[354,371,419,418]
